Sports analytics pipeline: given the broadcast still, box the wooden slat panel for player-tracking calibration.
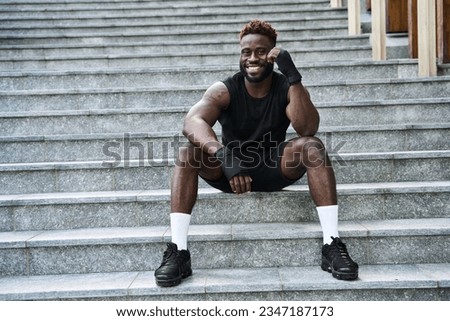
[408,0,418,58]
[437,0,450,63]
[386,0,409,33]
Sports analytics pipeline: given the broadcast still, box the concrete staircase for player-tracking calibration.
[0,0,449,300]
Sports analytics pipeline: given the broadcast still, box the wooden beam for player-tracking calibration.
[348,0,361,35]
[372,0,387,60]
[417,0,437,76]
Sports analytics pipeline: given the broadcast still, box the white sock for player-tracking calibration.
[170,212,191,250]
[317,205,339,245]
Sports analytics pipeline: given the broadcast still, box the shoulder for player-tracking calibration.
[202,81,230,109]
[204,72,242,108]
[222,72,243,91]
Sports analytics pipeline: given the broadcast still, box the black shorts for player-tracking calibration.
[201,142,306,193]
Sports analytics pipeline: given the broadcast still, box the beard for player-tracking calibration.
[240,61,274,83]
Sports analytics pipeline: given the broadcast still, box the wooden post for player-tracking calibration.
[372,0,387,60]
[417,0,437,76]
[330,0,343,8]
[348,0,361,35]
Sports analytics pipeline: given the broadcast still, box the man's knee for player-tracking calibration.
[176,143,220,171]
[291,136,329,166]
[290,136,324,152]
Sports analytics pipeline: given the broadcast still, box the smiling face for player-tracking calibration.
[239,33,274,83]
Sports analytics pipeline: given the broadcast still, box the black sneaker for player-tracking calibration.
[154,242,192,287]
[321,237,359,280]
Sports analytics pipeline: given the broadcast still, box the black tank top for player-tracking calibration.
[220,72,291,167]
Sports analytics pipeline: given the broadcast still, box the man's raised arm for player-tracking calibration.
[268,48,319,137]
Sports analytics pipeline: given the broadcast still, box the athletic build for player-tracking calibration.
[155,20,358,287]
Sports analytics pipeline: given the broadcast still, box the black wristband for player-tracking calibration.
[215,147,247,180]
[275,48,302,85]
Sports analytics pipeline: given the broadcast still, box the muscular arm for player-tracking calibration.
[286,83,320,137]
[267,47,320,136]
[182,81,229,156]
[183,81,252,193]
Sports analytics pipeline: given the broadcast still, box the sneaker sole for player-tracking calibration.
[331,268,358,280]
[155,269,192,287]
[155,276,182,287]
[321,260,358,281]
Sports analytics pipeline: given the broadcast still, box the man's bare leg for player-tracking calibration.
[281,136,337,206]
[171,142,223,212]
[280,136,358,280]
[170,143,222,248]
[155,143,222,287]
[281,136,339,244]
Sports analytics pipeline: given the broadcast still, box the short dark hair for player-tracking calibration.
[239,19,277,46]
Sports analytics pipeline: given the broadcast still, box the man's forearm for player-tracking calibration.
[287,83,320,136]
[182,119,223,156]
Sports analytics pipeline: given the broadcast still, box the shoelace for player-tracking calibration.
[162,244,178,263]
[329,237,353,266]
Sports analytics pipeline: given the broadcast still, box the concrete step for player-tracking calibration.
[0,263,448,300]
[0,0,330,6]
[1,77,449,112]
[0,150,448,195]
[0,3,343,21]
[317,97,450,126]
[0,0,330,8]
[0,181,448,231]
[0,23,349,39]
[0,218,448,276]
[0,0,330,14]
[0,16,348,34]
[0,59,421,91]
[1,97,448,133]
[0,14,347,31]
[1,123,448,162]
[0,45,371,71]
[0,9,347,27]
[0,34,368,60]
[0,25,349,46]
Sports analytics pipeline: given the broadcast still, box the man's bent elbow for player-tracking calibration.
[297,130,318,137]
[182,119,194,139]
[292,123,319,137]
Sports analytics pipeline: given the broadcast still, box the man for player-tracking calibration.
[154,19,358,287]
